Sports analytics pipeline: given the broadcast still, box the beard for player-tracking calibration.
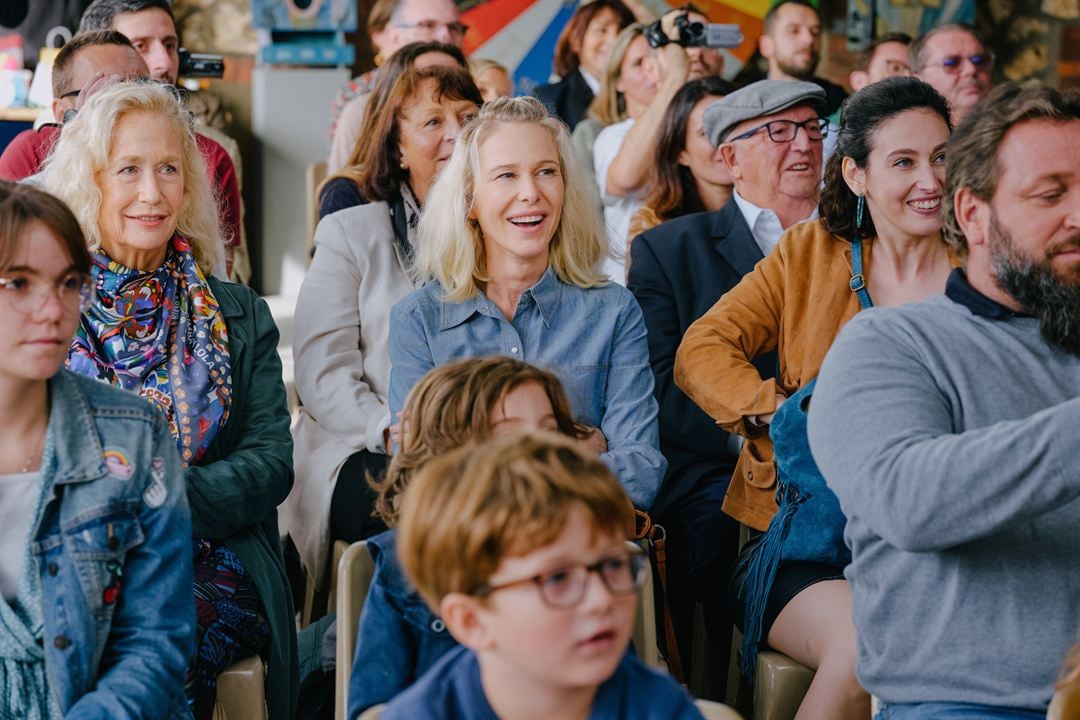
[988,211,1080,357]
[776,51,818,81]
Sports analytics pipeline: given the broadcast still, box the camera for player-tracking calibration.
[179,49,225,79]
[644,13,743,50]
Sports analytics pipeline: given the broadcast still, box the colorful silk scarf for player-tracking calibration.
[68,235,231,465]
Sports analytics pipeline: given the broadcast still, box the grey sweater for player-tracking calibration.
[807,290,1080,711]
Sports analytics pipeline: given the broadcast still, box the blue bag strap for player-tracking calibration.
[849,237,874,309]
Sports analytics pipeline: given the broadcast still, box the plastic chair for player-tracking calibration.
[631,539,664,670]
[753,650,813,720]
[697,699,745,719]
[335,541,377,720]
[212,654,267,720]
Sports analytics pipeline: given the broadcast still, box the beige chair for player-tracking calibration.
[697,699,745,719]
[753,650,813,720]
[306,161,328,259]
[299,537,349,628]
[631,539,664,670]
[212,654,267,720]
[335,541,377,720]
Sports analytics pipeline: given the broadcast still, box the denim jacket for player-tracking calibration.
[388,269,666,509]
[347,530,457,718]
[33,370,194,719]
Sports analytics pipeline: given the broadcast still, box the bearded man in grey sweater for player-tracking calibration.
[807,81,1080,719]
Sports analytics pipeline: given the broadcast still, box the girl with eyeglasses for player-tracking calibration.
[0,181,194,719]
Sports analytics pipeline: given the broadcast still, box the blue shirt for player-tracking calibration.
[388,269,665,509]
[382,645,705,720]
[348,530,458,717]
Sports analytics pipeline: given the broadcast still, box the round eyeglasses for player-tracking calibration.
[729,117,829,144]
[474,544,647,610]
[0,272,93,315]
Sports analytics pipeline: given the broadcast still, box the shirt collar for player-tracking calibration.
[732,190,817,256]
[945,268,1029,319]
[579,68,601,94]
[438,267,560,330]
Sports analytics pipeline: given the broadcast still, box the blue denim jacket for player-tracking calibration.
[388,269,665,509]
[347,530,457,718]
[34,370,194,719]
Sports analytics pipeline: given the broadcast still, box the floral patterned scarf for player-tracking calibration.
[68,235,231,465]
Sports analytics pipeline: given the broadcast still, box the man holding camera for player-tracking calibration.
[595,4,725,281]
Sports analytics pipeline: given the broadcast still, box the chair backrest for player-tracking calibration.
[631,540,662,669]
[335,541,376,720]
[357,705,384,720]
[695,698,743,719]
[306,160,328,259]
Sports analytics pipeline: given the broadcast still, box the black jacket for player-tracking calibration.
[627,200,776,518]
[535,68,594,131]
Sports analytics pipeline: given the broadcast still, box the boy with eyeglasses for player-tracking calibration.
[384,432,705,719]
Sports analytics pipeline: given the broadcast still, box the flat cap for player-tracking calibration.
[704,79,826,146]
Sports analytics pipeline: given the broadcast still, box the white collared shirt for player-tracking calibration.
[579,67,601,94]
[732,190,818,257]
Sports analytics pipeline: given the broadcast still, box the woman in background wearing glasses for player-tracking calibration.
[43,81,297,720]
[0,181,194,719]
[675,77,957,719]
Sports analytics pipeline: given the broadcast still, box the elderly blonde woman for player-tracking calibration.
[387,96,665,510]
[42,81,296,720]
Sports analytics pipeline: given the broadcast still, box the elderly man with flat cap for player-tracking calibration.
[625,78,825,679]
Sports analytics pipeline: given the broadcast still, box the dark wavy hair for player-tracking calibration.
[552,0,635,77]
[641,76,734,223]
[354,63,481,203]
[819,76,952,240]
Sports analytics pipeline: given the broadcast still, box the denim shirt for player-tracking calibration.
[388,269,665,509]
[347,530,457,718]
[33,370,194,719]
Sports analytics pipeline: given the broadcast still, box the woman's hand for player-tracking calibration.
[752,394,788,426]
[581,426,608,454]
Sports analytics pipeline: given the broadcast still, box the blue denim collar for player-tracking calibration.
[47,371,108,486]
[437,267,559,331]
[368,530,411,598]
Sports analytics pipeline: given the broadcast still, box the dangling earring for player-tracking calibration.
[855,194,865,232]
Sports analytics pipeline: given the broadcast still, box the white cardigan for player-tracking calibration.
[283,201,418,584]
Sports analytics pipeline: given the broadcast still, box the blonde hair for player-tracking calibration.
[468,57,508,78]
[397,431,633,611]
[43,81,222,274]
[415,96,607,301]
[588,23,646,126]
[372,357,588,526]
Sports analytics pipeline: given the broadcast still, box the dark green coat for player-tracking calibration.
[187,278,297,720]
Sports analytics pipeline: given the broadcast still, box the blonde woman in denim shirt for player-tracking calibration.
[0,182,193,719]
[388,97,665,511]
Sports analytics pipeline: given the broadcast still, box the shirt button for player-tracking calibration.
[431,619,446,633]
[54,635,71,650]
[511,347,519,354]
[47,562,59,576]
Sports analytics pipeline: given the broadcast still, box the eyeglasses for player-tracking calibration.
[474,544,646,610]
[395,19,469,39]
[925,53,994,74]
[729,117,829,143]
[0,272,93,315]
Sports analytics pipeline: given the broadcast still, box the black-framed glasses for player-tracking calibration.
[395,19,469,39]
[926,53,994,74]
[729,117,828,144]
[474,543,646,610]
[0,272,93,315]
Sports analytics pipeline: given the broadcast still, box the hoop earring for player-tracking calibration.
[855,194,865,232]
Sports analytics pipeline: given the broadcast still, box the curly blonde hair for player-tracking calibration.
[415,96,608,301]
[371,356,588,526]
[43,80,222,273]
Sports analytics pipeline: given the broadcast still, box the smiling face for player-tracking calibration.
[761,3,821,81]
[846,108,949,243]
[579,7,623,79]
[96,110,184,270]
[398,78,480,203]
[472,121,565,271]
[0,222,83,383]
[111,7,179,83]
[616,36,658,118]
[678,94,733,190]
[489,382,560,437]
[721,103,823,207]
[468,504,636,691]
[916,29,991,123]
